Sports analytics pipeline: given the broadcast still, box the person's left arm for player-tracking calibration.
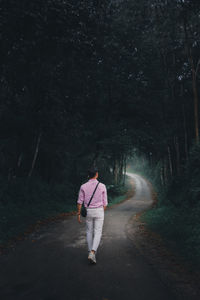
[102,184,108,211]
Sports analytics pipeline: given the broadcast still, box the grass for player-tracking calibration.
[107,177,133,207]
[0,196,77,245]
[128,148,200,270]
[0,176,77,245]
[141,202,200,269]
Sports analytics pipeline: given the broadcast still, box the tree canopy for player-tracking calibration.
[1,0,200,188]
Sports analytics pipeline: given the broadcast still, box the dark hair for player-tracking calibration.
[88,167,98,179]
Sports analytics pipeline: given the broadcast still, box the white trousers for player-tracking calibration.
[86,207,104,252]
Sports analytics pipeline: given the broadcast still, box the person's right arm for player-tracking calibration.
[77,186,85,223]
[77,203,82,223]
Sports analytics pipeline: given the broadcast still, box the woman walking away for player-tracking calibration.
[77,167,108,264]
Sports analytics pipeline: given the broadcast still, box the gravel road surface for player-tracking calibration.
[0,173,178,300]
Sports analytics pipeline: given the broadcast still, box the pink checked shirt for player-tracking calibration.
[77,179,108,208]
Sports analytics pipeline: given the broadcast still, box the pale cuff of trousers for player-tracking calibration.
[86,207,104,252]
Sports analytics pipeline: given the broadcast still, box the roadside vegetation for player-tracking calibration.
[129,145,200,269]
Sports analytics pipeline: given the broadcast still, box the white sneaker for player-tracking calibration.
[88,251,96,264]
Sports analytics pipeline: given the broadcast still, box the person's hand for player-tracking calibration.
[77,214,82,223]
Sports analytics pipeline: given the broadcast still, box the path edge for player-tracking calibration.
[127,175,200,300]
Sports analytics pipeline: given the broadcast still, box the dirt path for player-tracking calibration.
[0,173,179,300]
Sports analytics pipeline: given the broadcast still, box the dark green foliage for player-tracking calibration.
[139,143,200,267]
[0,0,130,186]
[184,143,200,205]
[141,204,200,267]
[164,143,200,207]
[0,175,77,243]
[1,0,200,186]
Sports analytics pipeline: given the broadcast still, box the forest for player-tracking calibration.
[1,0,200,266]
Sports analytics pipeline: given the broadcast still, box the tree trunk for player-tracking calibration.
[114,162,118,185]
[17,152,23,168]
[123,155,127,185]
[28,131,42,178]
[189,52,199,143]
[119,156,124,184]
[183,14,199,143]
[167,146,173,178]
[182,103,188,161]
[163,158,168,185]
[160,163,164,186]
[174,136,180,176]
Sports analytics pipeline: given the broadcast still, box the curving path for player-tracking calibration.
[0,173,177,300]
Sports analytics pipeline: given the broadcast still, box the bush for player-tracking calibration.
[0,176,77,244]
[141,203,200,267]
[139,143,200,268]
